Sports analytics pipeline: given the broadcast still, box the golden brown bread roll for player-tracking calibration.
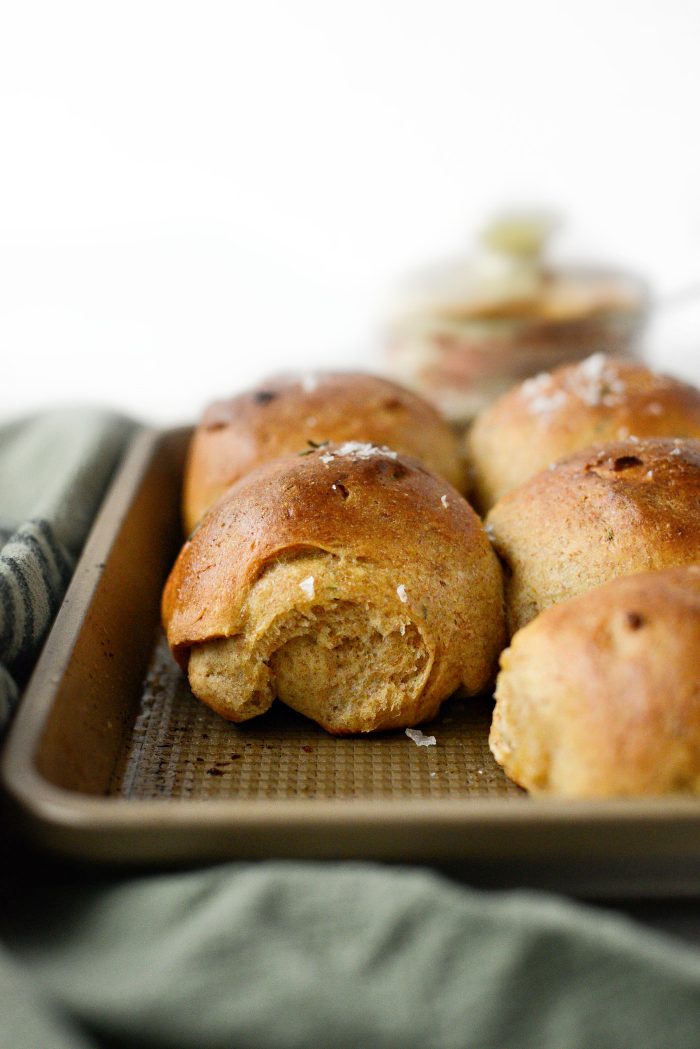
[490,566,700,796]
[182,371,467,535]
[485,437,700,635]
[163,443,505,734]
[465,354,700,513]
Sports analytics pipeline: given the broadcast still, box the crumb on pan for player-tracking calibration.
[405,727,437,747]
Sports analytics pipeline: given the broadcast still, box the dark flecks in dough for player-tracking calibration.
[611,455,643,471]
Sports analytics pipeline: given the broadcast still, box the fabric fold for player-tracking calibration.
[4,861,700,1049]
[0,407,135,727]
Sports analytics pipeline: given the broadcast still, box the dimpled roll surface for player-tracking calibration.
[485,437,700,635]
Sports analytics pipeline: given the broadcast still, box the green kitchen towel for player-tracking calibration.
[0,407,135,727]
[0,944,97,1049]
[3,860,700,1049]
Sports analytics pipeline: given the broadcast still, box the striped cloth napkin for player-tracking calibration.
[0,408,135,728]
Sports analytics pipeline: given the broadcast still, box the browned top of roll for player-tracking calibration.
[165,442,489,663]
[524,436,700,522]
[485,436,700,633]
[465,354,700,513]
[489,436,700,534]
[182,371,467,534]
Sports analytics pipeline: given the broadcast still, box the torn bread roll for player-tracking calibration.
[182,371,467,535]
[163,443,505,734]
[485,436,700,635]
[490,566,700,796]
[465,354,700,513]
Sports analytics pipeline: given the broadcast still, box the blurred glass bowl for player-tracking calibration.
[384,214,650,425]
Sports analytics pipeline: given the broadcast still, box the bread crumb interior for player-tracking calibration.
[187,552,433,733]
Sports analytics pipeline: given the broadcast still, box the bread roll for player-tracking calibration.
[485,437,700,634]
[182,371,467,534]
[465,354,700,513]
[490,566,700,796]
[163,443,505,734]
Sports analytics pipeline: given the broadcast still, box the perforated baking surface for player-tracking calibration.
[110,634,523,801]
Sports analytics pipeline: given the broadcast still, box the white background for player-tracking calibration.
[2,0,700,425]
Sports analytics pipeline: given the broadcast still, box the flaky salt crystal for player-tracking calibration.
[578,351,607,381]
[529,389,568,414]
[396,584,408,603]
[337,441,398,459]
[405,728,437,747]
[319,441,399,464]
[299,576,315,598]
[300,373,319,393]
[521,372,568,416]
[521,372,552,399]
[567,353,626,407]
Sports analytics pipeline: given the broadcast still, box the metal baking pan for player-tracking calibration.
[3,426,700,896]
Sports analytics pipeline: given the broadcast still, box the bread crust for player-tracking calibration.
[485,437,700,634]
[465,354,700,513]
[182,371,467,534]
[490,566,700,796]
[163,444,505,733]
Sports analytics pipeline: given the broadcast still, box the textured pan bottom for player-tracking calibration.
[111,634,523,801]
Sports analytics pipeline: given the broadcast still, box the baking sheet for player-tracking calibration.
[3,425,700,895]
[112,633,522,803]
